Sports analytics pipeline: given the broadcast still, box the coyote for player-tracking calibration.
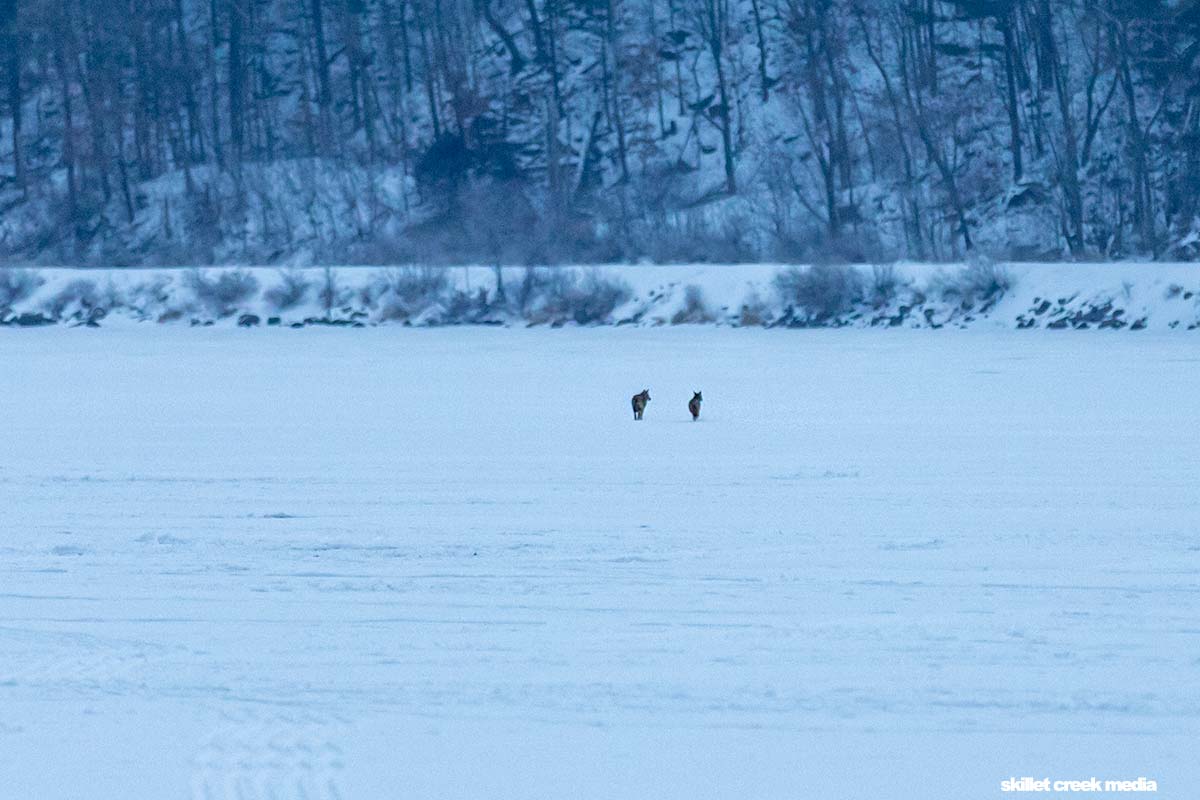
[688,391,703,420]
[631,389,651,420]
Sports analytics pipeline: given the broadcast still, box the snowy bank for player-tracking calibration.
[3,262,1200,331]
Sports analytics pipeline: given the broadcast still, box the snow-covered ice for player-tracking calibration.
[1,326,1197,799]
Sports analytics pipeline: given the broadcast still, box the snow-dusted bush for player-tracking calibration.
[774,264,864,320]
[932,258,1013,308]
[264,269,312,311]
[443,288,493,322]
[44,279,102,319]
[868,264,904,308]
[0,268,43,310]
[125,276,173,319]
[380,267,450,302]
[98,279,125,311]
[565,271,632,324]
[672,285,716,324]
[376,267,451,321]
[317,266,350,316]
[516,267,555,314]
[516,268,565,323]
[185,269,260,316]
[521,269,631,324]
[961,258,1013,303]
[738,289,771,327]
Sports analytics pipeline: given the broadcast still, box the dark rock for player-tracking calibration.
[300,317,355,326]
[8,312,55,327]
[238,314,261,327]
[1078,302,1113,324]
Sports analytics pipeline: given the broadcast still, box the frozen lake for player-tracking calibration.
[1,326,1197,799]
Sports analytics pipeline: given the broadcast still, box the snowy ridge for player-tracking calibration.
[3,262,1200,331]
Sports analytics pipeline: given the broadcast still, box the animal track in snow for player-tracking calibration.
[190,708,346,800]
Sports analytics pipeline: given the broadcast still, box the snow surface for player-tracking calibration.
[1,326,1198,799]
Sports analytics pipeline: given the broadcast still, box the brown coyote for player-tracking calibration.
[631,389,651,420]
[688,391,703,420]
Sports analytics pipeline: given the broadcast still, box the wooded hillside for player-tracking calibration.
[0,0,1198,264]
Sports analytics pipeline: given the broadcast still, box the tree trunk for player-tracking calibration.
[1114,22,1156,254]
[748,0,769,101]
[53,30,79,251]
[310,0,332,152]
[1000,13,1023,182]
[1,0,23,191]
[228,0,245,162]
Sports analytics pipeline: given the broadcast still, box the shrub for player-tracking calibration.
[375,267,451,321]
[185,268,260,316]
[868,264,904,308]
[356,280,382,308]
[124,276,172,319]
[672,285,716,324]
[517,267,555,314]
[738,289,771,327]
[98,279,125,312]
[264,269,312,311]
[522,269,632,325]
[318,266,350,316]
[443,287,492,322]
[0,268,43,310]
[961,257,1013,303]
[380,267,450,303]
[932,257,1013,308]
[44,279,102,319]
[774,264,864,320]
[569,271,632,324]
